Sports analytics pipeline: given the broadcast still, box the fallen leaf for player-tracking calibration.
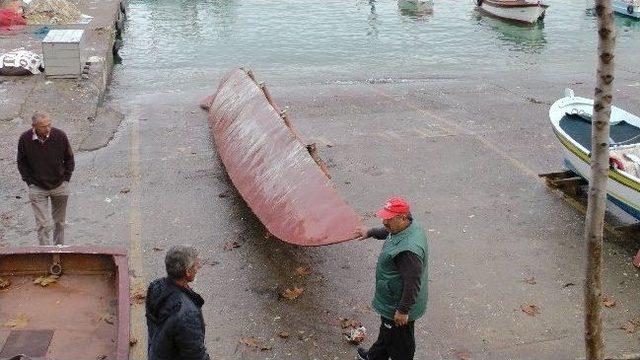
[223,241,241,251]
[4,313,28,328]
[0,277,10,289]
[131,290,146,304]
[98,313,115,325]
[603,296,616,308]
[523,277,537,285]
[240,337,259,348]
[152,246,164,252]
[521,304,541,316]
[281,287,304,300]
[621,321,637,334]
[277,331,289,339]
[294,266,312,277]
[239,337,273,350]
[34,274,59,287]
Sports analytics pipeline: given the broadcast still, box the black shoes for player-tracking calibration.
[356,347,369,360]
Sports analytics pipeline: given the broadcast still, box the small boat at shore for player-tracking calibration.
[398,0,433,13]
[550,89,640,219]
[476,0,548,24]
[0,246,130,359]
[613,0,640,19]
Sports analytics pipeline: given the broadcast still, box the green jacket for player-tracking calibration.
[372,222,429,321]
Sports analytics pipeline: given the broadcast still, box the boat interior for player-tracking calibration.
[0,253,118,360]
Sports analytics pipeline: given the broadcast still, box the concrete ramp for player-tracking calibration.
[202,68,362,246]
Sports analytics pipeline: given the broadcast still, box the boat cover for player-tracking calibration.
[202,68,362,246]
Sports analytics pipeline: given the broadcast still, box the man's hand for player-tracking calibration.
[394,310,409,326]
[351,227,369,241]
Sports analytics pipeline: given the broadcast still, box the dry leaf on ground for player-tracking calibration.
[281,287,304,300]
[0,277,10,289]
[277,331,289,339]
[34,274,59,287]
[521,304,541,316]
[294,266,312,277]
[4,313,28,328]
[223,242,241,251]
[522,277,537,285]
[621,321,637,334]
[603,297,616,308]
[239,337,273,351]
[131,290,146,304]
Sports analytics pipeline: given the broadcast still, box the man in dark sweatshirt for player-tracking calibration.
[17,113,74,245]
[354,197,429,360]
[146,245,210,360]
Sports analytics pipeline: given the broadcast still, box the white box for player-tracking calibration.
[42,29,86,78]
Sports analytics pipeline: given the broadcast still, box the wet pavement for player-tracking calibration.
[1,0,640,359]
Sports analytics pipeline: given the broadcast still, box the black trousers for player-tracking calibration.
[368,317,415,360]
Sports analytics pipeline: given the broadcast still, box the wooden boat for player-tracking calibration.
[398,0,433,13]
[550,89,640,219]
[613,0,640,19]
[476,0,548,24]
[201,68,362,246]
[0,246,129,360]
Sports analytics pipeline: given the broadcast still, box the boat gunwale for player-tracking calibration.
[481,0,549,9]
[0,245,130,360]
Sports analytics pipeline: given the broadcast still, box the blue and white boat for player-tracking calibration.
[550,89,640,219]
[613,0,640,19]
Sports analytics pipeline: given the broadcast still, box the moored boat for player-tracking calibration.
[613,0,640,19]
[550,89,640,219]
[476,0,548,24]
[0,246,130,359]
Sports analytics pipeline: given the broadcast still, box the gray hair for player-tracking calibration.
[31,113,48,125]
[165,245,199,280]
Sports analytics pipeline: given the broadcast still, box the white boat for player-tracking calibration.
[476,0,548,24]
[398,0,434,13]
[550,89,640,220]
[613,0,640,19]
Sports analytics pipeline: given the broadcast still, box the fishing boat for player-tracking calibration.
[398,0,433,13]
[201,68,362,246]
[476,0,548,24]
[550,89,640,219]
[0,246,130,359]
[613,0,640,18]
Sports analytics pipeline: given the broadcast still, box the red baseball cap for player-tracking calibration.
[376,197,410,220]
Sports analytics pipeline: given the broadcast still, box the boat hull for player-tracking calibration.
[550,94,640,220]
[203,69,362,246]
[478,0,547,23]
[613,0,640,19]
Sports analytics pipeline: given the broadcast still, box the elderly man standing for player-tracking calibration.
[146,245,210,360]
[354,197,429,360]
[17,113,74,245]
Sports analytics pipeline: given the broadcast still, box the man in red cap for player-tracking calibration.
[354,197,429,360]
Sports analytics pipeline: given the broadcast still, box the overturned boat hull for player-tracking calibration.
[202,68,362,246]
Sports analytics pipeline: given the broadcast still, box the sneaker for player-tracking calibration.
[356,347,368,360]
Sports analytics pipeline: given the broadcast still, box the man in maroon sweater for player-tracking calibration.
[17,113,74,245]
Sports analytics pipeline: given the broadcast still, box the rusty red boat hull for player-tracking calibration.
[204,69,362,246]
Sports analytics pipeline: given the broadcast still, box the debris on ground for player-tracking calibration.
[520,304,541,316]
[294,266,312,277]
[129,337,138,347]
[131,290,146,304]
[0,49,43,76]
[276,330,289,339]
[223,241,240,251]
[239,337,274,351]
[98,313,115,325]
[340,317,361,329]
[4,313,28,328]
[33,274,59,287]
[522,276,536,285]
[454,349,472,360]
[621,320,638,334]
[0,277,10,289]
[344,326,366,345]
[120,187,131,194]
[152,246,164,252]
[603,296,616,308]
[280,287,304,300]
[24,0,82,25]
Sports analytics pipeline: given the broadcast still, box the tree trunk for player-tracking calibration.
[584,0,616,359]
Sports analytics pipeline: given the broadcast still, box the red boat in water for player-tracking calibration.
[201,68,362,246]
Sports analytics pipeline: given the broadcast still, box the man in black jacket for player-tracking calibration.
[17,113,74,245]
[146,245,210,360]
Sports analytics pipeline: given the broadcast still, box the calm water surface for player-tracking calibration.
[113,0,640,92]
